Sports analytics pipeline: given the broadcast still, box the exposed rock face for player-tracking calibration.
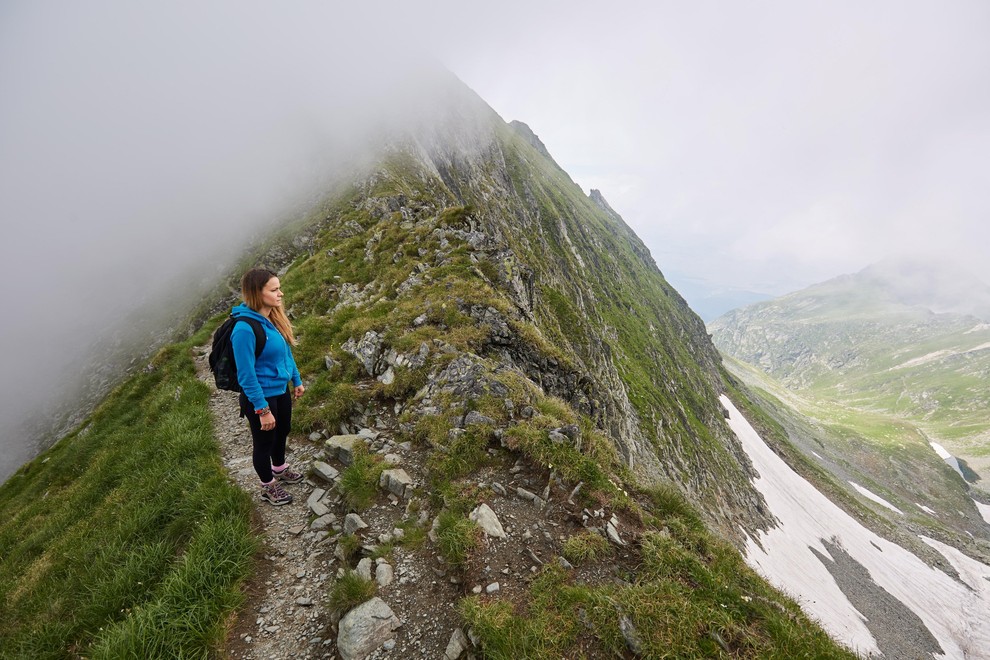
[391,109,769,539]
[508,120,557,166]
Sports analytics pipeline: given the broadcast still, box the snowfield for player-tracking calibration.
[722,395,990,659]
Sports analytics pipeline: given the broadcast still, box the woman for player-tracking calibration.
[231,268,306,505]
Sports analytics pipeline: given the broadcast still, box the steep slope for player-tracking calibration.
[276,80,770,543]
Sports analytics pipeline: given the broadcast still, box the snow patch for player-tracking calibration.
[928,440,966,481]
[849,481,903,514]
[723,395,990,659]
[975,499,990,526]
[930,442,953,460]
[931,442,966,479]
[916,503,936,516]
[891,349,951,370]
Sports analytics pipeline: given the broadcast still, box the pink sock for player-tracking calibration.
[262,479,274,486]
[272,464,287,473]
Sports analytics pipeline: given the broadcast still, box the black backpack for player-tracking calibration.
[208,315,267,392]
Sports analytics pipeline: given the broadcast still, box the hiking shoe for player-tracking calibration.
[261,481,293,506]
[273,467,304,484]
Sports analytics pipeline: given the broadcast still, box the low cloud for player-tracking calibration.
[0,1,462,479]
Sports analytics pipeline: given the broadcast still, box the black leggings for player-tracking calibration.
[240,390,292,483]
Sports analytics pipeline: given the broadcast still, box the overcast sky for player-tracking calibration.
[1,0,989,477]
[445,0,990,296]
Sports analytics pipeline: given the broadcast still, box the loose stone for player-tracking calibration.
[469,503,507,538]
[311,461,339,483]
[344,513,368,535]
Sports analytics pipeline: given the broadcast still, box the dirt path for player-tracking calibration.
[195,346,336,660]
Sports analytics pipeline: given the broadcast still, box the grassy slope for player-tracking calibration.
[461,126,764,537]
[0,327,256,658]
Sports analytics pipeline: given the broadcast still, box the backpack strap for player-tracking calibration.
[233,315,267,357]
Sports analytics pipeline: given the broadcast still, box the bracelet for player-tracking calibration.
[255,407,271,416]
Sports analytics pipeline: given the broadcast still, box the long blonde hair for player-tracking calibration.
[241,268,297,346]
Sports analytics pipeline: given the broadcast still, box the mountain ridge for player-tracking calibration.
[5,72,984,658]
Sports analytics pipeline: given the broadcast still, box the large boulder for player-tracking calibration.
[379,468,413,499]
[341,331,385,376]
[337,597,402,660]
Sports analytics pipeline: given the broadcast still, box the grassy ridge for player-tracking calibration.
[0,328,256,658]
[472,127,761,530]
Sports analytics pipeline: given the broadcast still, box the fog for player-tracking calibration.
[0,2,476,480]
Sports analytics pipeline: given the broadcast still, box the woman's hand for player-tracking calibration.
[260,411,276,431]
[294,384,305,399]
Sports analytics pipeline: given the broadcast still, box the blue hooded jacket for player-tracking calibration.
[230,303,302,410]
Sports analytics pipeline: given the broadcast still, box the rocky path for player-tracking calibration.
[194,347,484,659]
[195,347,337,659]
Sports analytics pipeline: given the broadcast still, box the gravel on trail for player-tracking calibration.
[197,349,337,660]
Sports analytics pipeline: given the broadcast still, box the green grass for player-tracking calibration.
[395,518,428,550]
[462,529,855,659]
[561,531,612,564]
[338,445,386,512]
[0,330,257,658]
[336,533,362,562]
[327,571,376,615]
[434,510,482,572]
[426,426,493,483]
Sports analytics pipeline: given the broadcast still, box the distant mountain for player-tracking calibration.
[709,257,990,497]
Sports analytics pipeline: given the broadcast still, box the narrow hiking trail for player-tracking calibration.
[194,345,336,659]
[194,343,473,660]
